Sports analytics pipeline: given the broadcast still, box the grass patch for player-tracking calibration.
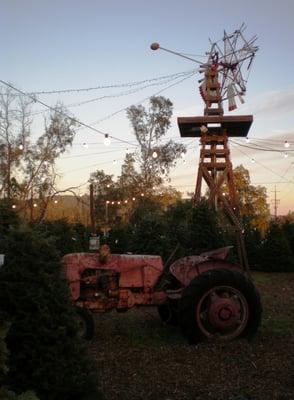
[261,313,294,336]
[252,272,272,284]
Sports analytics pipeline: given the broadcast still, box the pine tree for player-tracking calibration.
[187,200,225,254]
[260,221,294,272]
[0,225,101,400]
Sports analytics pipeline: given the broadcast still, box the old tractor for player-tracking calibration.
[63,245,261,343]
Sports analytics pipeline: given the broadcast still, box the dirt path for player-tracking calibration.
[89,272,294,400]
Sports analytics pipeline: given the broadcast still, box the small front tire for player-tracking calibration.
[75,307,95,340]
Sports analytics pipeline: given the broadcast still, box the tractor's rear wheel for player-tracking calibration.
[75,307,95,340]
[157,299,178,326]
[179,269,262,344]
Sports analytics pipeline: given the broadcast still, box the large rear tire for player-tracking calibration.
[179,269,262,344]
[75,307,95,340]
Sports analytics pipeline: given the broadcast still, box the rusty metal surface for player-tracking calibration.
[62,252,164,302]
[170,253,242,286]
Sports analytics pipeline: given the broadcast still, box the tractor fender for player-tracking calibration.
[170,255,242,287]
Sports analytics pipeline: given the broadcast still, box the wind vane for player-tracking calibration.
[151,25,258,274]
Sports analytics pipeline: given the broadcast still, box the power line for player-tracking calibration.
[230,139,294,153]
[230,142,294,184]
[0,79,135,146]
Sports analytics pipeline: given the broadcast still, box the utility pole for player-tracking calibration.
[271,186,280,220]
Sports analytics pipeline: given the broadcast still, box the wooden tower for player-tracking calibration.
[177,66,253,273]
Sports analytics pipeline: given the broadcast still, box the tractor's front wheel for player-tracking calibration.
[179,269,262,344]
[75,307,95,340]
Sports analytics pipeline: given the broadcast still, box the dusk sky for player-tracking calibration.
[2,0,294,215]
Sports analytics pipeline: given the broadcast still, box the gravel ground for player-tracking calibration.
[89,272,294,400]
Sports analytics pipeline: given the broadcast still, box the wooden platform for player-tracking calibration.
[177,115,253,137]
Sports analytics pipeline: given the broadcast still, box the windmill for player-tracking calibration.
[151,24,258,273]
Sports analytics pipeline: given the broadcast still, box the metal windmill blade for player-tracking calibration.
[203,25,258,111]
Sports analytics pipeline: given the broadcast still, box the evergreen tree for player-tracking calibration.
[187,200,225,254]
[0,225,101,400]
[260,221,294,272]
[282,220,294,256]
[0,199,20,236]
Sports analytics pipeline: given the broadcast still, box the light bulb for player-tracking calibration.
[18,144,24,150]
[54,200,58,204]
[82,142,88,148]
[12,204,16,209]
[104,134,111,146]
[113,160,117,165]
[124,200,128,204]
[246,137,250,143]
[284,152,288,158]
[284,140,290,148]
[251,158,255,163]
[152,151,158,159]
[33,203,37,208]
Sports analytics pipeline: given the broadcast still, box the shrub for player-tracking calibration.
[259,221,294,272]
[0,225,101,400]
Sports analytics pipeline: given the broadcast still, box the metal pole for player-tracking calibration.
[105,201,109,224]
[89,184,96,234]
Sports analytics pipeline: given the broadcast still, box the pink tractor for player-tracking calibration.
[63,245,261,343]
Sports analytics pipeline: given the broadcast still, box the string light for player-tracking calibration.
[106,184,110,188]
[12,204,16,209]
[152,151,158,159]
[54,199,58,204]
[124,200,128,204]
[132,197,136,201]
[283,152,288,158]
[33,203,37,208]
[106,200,110,204]
[18,144,24,150]
[26,69,196,95]
[104,134,111,146]
[284,140,290,148]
